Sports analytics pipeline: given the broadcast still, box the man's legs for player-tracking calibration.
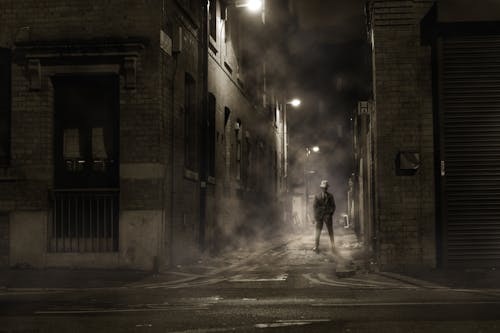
[313,219,323,253]
[325,216,335,251]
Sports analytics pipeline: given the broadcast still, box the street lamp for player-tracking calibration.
[304,146,320,225]
[290,98,301,107]
[281,97,301,230]
[235,0,263,12]
[283,98,301,189]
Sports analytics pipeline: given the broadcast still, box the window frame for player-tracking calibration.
[208,93,216,178]
[209,0,217,41]
[184,73,198,172]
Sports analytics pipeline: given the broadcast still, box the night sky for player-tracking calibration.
[289,0,370,118]
[287,0,371,211]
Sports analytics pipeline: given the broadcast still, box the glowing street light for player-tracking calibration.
[235,0,262,12]
[306,146,320,156]
[246,0,262,12]
[289,98,301,107]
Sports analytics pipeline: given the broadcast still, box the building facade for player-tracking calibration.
[362,0,500,269]
[352,101,375,251]
[0,0,285,270]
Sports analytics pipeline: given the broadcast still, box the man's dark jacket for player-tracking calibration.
[313,191,336,222]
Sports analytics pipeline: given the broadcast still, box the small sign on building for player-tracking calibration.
[160,30,172,56]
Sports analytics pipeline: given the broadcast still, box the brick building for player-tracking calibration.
[361,0,500,268]
[0,0,286,270]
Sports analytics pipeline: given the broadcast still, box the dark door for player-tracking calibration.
[440,34,500,266]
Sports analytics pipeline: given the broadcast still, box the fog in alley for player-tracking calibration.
[2,0,500,332]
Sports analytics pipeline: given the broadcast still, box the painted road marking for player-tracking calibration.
[255,319,331,329]
[229,273,288,282]
[311,300,500,307]
[303,273,419,289]
[35,304,211,314]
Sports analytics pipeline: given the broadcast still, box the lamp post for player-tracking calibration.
[279,98,300,228]
[283,98,301,192]
[304,146,319,225]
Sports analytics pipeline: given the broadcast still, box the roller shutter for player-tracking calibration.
[442,34,500,266]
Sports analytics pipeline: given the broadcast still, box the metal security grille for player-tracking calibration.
[49,189,119,252]
[442,35,500,266]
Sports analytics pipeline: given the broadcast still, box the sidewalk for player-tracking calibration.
[3,227,499,291]
[0,268,148,290]
[0,228,364,291]
[0,231,294,291]
[0,228,355,291]
[381,267,500,290]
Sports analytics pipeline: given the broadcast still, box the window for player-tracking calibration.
[235,119,242,181]
[179,0,199,17]
[224,107,231,128]
[0,48,11,165]
[224,107,231,180]
[274,148,278,192]
[208,93,216,177]
[209,0,217,41]
[184,73,198,171]
[188,0,198,14]
[224,3,231,43]
[243,135,251,187]
[51,75,119,253]
[273,103,280,128]
[53,75,119,188]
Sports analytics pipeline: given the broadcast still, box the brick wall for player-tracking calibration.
[0,0,166,269]
[0,213,8,267]
[206,0,281,251]
[160,2,204,264]
[0,0,282,268]
[0,0,163,210]
[370,0,437,268]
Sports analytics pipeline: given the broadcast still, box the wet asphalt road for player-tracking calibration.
[2,231,500,332]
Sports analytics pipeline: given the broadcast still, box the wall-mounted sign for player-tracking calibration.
[160,30,172,56]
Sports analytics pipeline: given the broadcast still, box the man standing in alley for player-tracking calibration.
[312,180,336,253]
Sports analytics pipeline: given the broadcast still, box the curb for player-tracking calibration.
[376,271,447,289]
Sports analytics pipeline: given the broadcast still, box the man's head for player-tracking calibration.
[320,180,329,192]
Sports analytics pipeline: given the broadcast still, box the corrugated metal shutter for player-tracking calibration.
[442,35,500,266]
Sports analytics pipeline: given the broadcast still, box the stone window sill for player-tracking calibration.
[184,169,199,182]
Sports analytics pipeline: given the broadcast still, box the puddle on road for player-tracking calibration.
[229,273,289,282]
[255,319,331,329]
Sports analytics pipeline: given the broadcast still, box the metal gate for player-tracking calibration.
[441,34,500,266]
[49,189,119,252]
